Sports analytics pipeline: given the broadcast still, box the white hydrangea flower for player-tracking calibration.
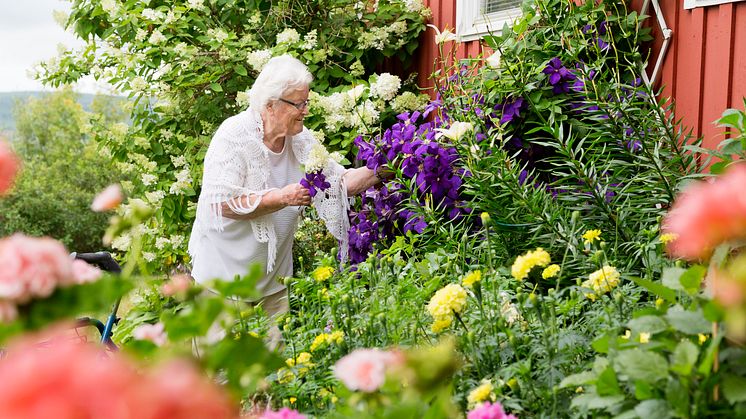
[171,155,188,168]
[141,173,158,186]
[52,10,68,27]
[358,27,390,50]
[135,29,148,42]
[276,28,300,45]
[391,91,429,112]
[149,30,167,45]
[164,11,178,24]
[174,42,190,56]
[155,237,171,250]
[187,0,205,10]
[247,49,273,71]
[369,73,401,101]
[236,90,251,108]
[170,235,185,248]
[306,143,330,173]
[308,129,325,144]
[142,8,165,22]
[101,0,118,15]
[142,252,156,262]
[169,169,193,194]
[403,0,425,13]
[111,234,132,252]
[110,122,129,138]
[302,30,318,50]
[130,76,148,93]
[145,190,166,203]
[350,60,365,77]
[388,21,408,36]
[207,28,229,43]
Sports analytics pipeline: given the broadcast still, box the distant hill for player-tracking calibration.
[0,91,123,137]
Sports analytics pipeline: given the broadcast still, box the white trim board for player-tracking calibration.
[456,0,522,42]
[684,0,745,9]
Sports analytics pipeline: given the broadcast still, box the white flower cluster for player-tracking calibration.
[207,28,230,43]
[171,155,188,168]
[142,173,158,186]
[369,73,401,101]
[358,27,390,50]
[247,49,273,71]
[101,0,119,16]
[169,168,192,194]
[276,28,300,45]
[149,30,167,45]
[403,0,427,14]
[315,81,392,132]
[142,8,165,22]
[145,190,166,204]
[130,76,148,93]
[302,30,318,50]
[391,91,430,113]
[236,90,251,108]
[306,143,330,173]
[187,0,206,10]
[52,10,68,27]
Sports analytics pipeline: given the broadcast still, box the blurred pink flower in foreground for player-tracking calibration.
[332,348,402,393]
[161,274,193,297]
[0,300,18,322]
[132,322,168,346]
[0,234,74,304]
[663,164,746,260]
[91,184,123,212]
[708,268,744,308]
[0,140,21,196]
[259,407,307,419]
[72,259,103,284]
[0,328,238,419]
[467,401,518,419]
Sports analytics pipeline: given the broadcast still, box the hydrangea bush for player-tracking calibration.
[39,0,430,268]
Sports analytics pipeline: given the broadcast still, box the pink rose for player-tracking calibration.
[259,407,307,419]
[467,401,517,419]
[708,268,744,308]
[72,259,103,284]
[91,184,123,212]
[0,234,73,303]
[332,348,400,393]
[663,164,746,260]
[0,140,21,196]
[132,322,168,346]
[0,328,238,419]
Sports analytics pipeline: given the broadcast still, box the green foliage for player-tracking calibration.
[0,90,125,251]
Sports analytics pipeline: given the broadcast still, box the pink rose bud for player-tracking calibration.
[161,274,193,297]
[91,184,123,212]
[0,141,21,196]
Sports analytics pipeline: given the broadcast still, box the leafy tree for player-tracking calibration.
[0,89,126,252]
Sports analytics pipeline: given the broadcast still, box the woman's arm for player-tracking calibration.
[343,167,381,196]
[221,183,311,220]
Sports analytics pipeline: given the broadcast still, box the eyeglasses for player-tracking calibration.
[278,97,310,110]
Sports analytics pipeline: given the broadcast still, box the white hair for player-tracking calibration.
[249,55,313,111]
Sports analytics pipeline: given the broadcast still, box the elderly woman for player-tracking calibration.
[188,55,379,345]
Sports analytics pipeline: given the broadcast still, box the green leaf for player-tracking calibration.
[597,366,622,396]
[665,306,711,335]
[614,349,669,383]
[571,393,625,410]
[661,267,687,291]
[634,399,672,419]
[560,371,597,388]
[722,374,746,403]
[210,82,223,92]
[210,263,262,299]
[635,380,654,400]
[670,340,699,376]
[628,315,668,335]
[592,334,611,354]
[679,265,706,295]
[630,276,676,301]
[665,378,689,417]
[233,65,247,76]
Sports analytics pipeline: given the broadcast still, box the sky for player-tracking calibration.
[0,0,109,94]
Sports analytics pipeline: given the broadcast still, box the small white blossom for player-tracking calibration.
[276,28,300,45]
[404,0,425,13]
[170,235,185,248]
[486,52,501,68]
[135,29,148,42]
[142,8,165,22]
[171,155,188,168]
[101,0,118,15]
[435,121,474,141]
[111,233,132,252]
[187,0,205,10]
[52,10,68,27]
[142,252,156,262]
[427,24,458,44]
[130,76,148,93]
[155,237,171,250]
[207,28,230,43]
[145,190,166,204]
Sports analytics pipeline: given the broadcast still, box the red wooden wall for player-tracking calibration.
[413,1,746,149]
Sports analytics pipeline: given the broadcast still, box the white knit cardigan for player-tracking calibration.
[189,107,350,272]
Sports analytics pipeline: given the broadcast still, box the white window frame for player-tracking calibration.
[684,0,745,9]
[456,0,522,42]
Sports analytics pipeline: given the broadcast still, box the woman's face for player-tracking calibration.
[269,85,310,137]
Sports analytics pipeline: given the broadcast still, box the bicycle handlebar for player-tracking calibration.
[70,251,122,273]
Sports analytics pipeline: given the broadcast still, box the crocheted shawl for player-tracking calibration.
[191,107,350,272]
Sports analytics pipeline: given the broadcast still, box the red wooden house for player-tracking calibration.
[414,0,746,150]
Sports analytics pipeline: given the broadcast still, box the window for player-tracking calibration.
[684,0,745,9]
[456,0,522,42]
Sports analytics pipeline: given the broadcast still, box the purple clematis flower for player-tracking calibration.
[300,171,330,198]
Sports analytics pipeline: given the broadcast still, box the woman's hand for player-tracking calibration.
[281,183,312,206]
